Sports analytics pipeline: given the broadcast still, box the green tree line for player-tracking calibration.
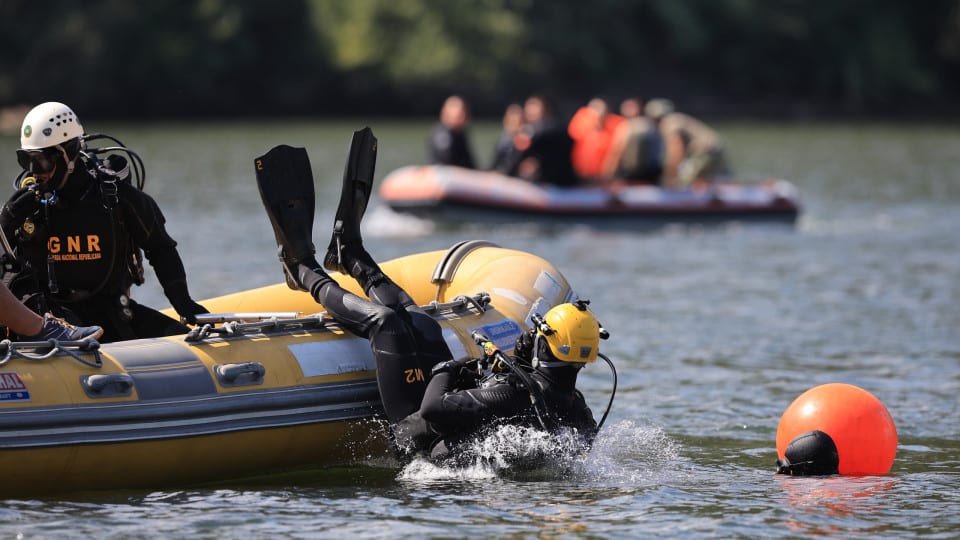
[3,0,959,120]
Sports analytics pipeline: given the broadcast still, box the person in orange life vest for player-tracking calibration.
[1,102,208,342]
[567,98,625,181]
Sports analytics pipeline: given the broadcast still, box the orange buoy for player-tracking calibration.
[776,383,897,475]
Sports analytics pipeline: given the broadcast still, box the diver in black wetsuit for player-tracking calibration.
[427,95,476,169]
[256,131,599,463]
[503,95,579,187]
[394,301,601,463]
[1,102,208,342]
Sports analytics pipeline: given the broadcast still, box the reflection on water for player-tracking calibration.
[777,475,898,515]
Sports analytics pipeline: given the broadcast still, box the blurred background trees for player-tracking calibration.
[2,0,959,120]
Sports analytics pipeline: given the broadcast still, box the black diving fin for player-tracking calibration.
[254,145,316,290]
[325,127,378,273]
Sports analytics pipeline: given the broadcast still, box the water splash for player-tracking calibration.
[397,425,579,482]
[397,419,684,485]
[581,419,686,486]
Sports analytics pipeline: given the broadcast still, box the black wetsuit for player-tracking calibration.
[294,253,597,462]
[490,131,521,176]
[295,256,446,421]
[428,122,475,169]
[1,161,203,341]
[505,120,579,187]
[397,360,598,462]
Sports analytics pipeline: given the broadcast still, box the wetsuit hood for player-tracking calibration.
[534,363,581,390]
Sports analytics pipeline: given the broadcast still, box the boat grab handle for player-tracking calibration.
[431,240,500,302]
[215,362,266,387]
[422,292,491,315]
[82,373,134,398]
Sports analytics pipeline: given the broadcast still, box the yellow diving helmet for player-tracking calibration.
[537,301,601,363]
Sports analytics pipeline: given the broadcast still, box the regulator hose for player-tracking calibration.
[472,331,550,430]
[596,352,618,431]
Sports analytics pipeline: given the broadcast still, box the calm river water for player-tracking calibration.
[0,120,957,538]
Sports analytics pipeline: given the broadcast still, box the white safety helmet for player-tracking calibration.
[20,102,84,150]
[16,102,85,183]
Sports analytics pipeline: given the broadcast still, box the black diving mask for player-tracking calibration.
[16,147,61,174]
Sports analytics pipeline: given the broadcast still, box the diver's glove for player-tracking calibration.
[173,298,209,325]
[431,358,479,382]
[178,301,208,325]
[165,282,209,324]
[0,186,38,228]
[514,329,535,363]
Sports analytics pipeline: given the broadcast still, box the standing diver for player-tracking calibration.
[1,102,208,341]
[255,129,601,464]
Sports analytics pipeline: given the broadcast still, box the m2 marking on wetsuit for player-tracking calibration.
[404,368,425,384]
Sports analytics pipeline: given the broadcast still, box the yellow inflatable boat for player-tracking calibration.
[0,241,578,497]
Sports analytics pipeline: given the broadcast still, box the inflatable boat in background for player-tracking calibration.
[379,165,801,230]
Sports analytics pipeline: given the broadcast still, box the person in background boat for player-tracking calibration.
[276,178,598,464]
[567,97,625,182]
[489,102,524,175]
[427,95,476,169]
[0,281,103,341]
[1,102,208,342]
[508,94,580,187]
[604,96,666,184]
[645,98,732,187]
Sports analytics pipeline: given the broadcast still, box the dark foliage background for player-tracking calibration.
[3,0,959,120]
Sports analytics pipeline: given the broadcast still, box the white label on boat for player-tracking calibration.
[289,339,376,377]
[490,287,528,306]
[0,371,30,402]
[533,270,563,303]
[470,319,523,352]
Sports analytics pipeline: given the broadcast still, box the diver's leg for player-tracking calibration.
[324,128,376,275]
[319,171,450,371]
[295,259,426,422]
[254,136,426,422]
[404,309,454,372]
[319,135,412,311]
[320,159,451,372]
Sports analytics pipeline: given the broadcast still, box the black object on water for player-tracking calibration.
[776,429,839,476]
